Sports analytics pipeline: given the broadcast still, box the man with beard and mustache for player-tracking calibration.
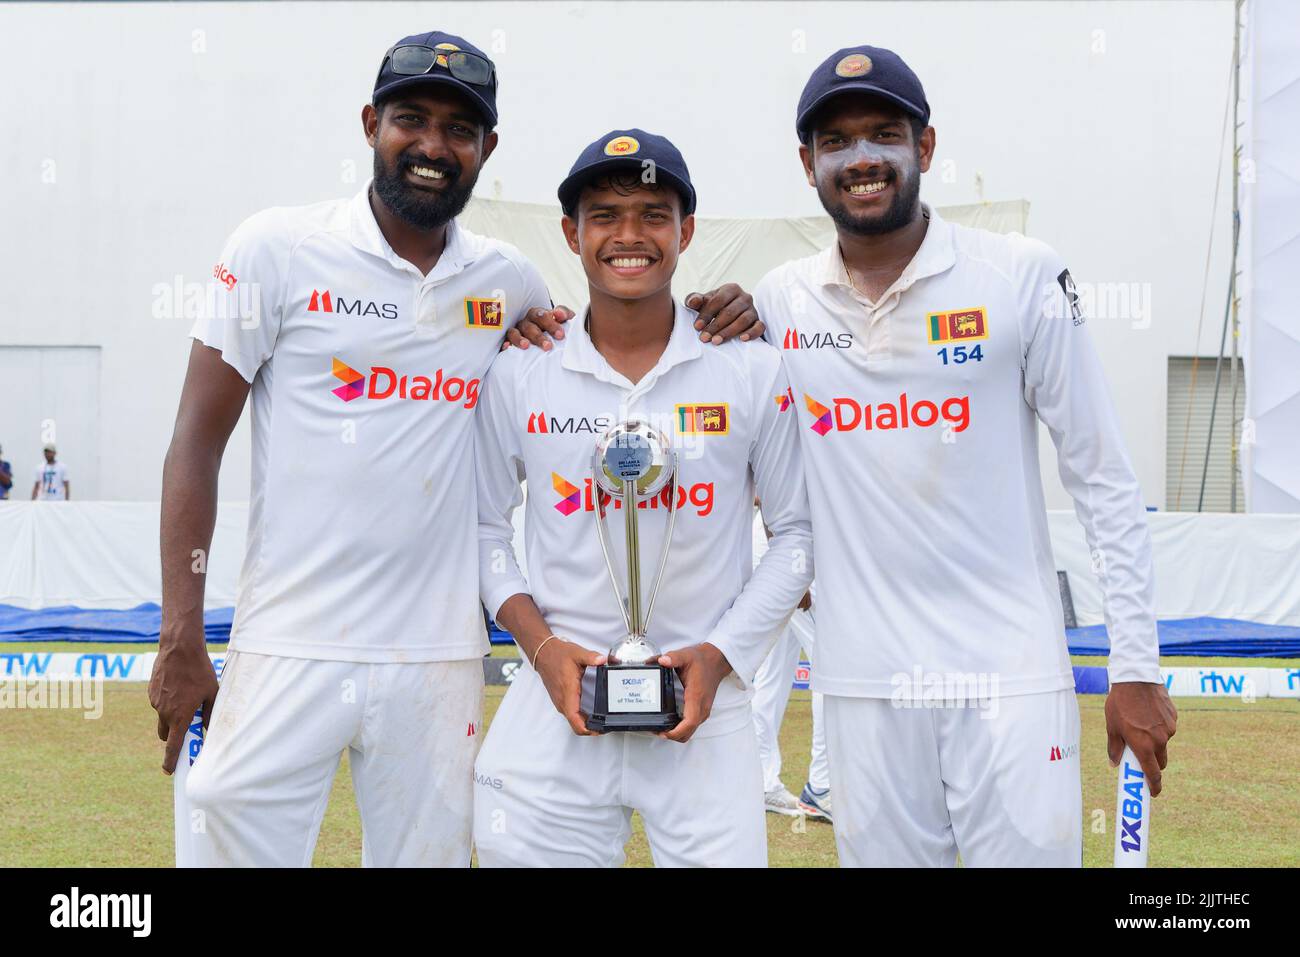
[151,31,762,868]
[753,45,1176,866]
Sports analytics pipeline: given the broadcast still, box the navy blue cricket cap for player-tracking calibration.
[796,45,929,140]
[372,31,498,128]
[557,129,697,217]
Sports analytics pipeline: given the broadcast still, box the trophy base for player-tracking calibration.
[584,711,681,734]
[585,662,680,734]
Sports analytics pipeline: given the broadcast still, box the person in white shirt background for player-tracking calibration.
[751,504,831,821]
[31,443,70,501]
[149,32,762,869]
[753,45,1177,866]
[0,444,12,500]
[473,129,813,867]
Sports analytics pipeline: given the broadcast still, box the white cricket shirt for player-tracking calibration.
[755,206,1159,697]
[34,461,69,500]
[476,301,814,736]
[191,184,551,662]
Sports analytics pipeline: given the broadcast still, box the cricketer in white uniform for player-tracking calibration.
[473,130,813,867]
[173,33,551,868]
[754,45,1175,866]
[750,512,830,819]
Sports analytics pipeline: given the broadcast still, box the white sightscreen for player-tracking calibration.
[1240,0,1300,512]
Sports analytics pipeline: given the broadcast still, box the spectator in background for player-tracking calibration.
[0,444,12,500]
[31,444,70,501]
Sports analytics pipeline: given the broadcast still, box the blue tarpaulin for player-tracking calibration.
[1,606,1296,657]
[1065,617,1300,658]
[0,604,232,642]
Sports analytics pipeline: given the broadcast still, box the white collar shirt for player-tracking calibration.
[475,300,813,736]
[757,207,1158,696]
[190,184,552,661]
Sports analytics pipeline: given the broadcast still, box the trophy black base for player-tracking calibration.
[585,662,680,734]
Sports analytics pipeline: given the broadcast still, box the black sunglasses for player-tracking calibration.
[379,44,495,88]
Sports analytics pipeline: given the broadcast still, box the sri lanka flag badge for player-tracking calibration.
[676,403,729,434]
[465,297,504,328]
[927,306,988,344]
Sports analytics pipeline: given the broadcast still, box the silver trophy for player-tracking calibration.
[586,419,682,732]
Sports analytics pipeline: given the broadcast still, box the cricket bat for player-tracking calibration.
[172,706,206,867]
[1113,745,1150,867]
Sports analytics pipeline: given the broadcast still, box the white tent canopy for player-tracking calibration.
[460,197,1030,312]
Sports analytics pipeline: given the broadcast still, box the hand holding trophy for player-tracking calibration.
[586,419,683,733]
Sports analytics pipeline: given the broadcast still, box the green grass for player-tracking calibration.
[1072,655,1299,669]
[1,668,1296,866]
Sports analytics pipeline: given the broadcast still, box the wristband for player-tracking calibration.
[530,634,562,669]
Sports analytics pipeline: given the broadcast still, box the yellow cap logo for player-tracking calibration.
[603,135,640,156]
[835,53,873,78]
[433,41,460,68]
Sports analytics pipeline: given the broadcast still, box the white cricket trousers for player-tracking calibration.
[750,608,828,793]
[825,689,1083,867]
[184,650,484,867]
[473,668,767,867]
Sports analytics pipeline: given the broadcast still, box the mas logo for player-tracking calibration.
[308,288,399,320]
[527,411,614,435]
[927,306,987,344]
[782,328,854,350]
[774,387,795,413]
[675,403,728,435]
[1048,744,1079,761]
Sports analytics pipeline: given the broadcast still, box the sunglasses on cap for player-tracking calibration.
[378,44,495,88]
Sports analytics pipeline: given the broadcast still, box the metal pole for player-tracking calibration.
[1229,0,1244,512]
[1200,3,1244,514]
[623,483,641,636]
[1198,243,1237,513]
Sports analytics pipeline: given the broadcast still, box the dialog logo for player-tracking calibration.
[330,358,481,409]
[805,395,833,436]
[212,263,237,291]
[552,472,581,516]
[805,392,970,435]
[332,358,364,402]
[550,472,715,517]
